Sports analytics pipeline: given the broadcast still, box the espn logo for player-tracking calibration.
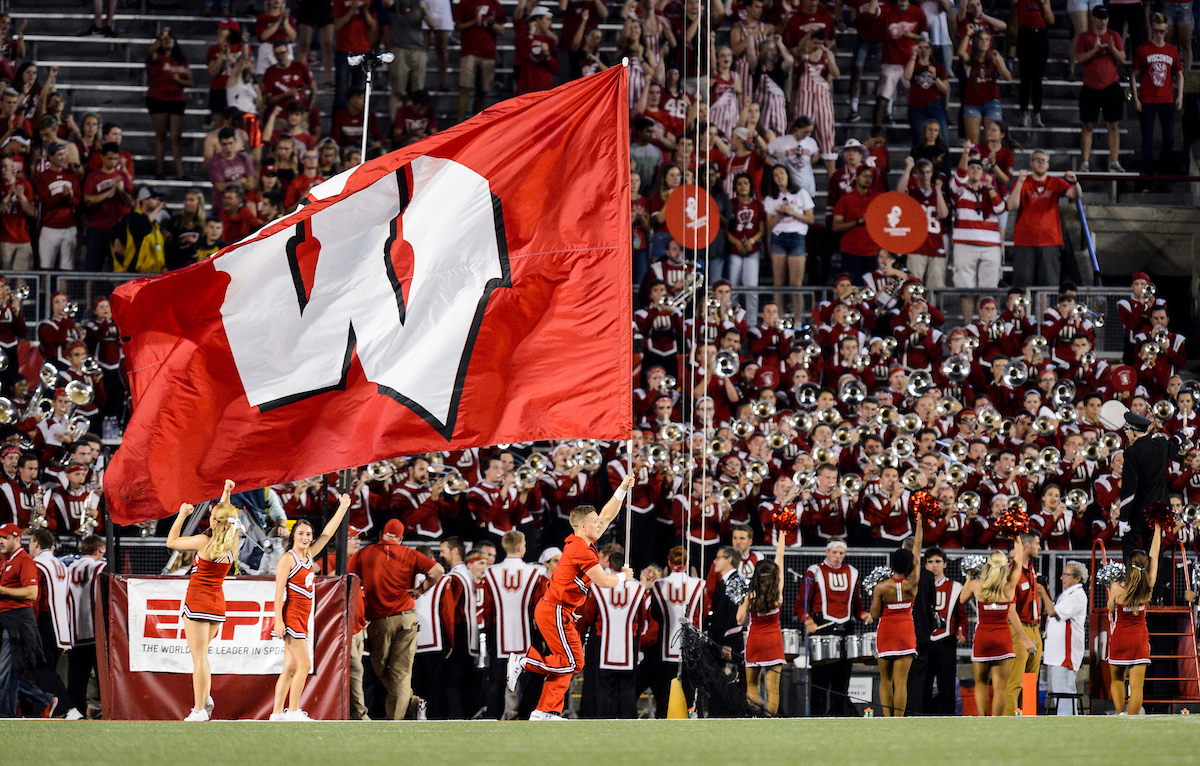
[143,599,278,641]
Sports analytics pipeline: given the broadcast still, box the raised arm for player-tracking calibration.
[596,472,636,536]
[906,512,924,588]
[1148,523,1162,589]
[165,502,208,551]
[586,562,633,589]
[309,493,351,557]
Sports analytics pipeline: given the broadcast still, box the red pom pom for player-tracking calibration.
[995,506,1031,537]
[773,505,799,532]
[909,490,938,523]
[1145,501,1177,530]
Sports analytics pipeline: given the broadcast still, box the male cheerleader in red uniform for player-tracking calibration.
[506,473,636,720]
[269,493,350,721]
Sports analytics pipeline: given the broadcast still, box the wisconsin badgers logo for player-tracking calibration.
[667,584,689,605]
[502,571,523,591]
[827,572,849,591]
[610,588,630,607]
[935,591,947,612]
[215,157,512,439]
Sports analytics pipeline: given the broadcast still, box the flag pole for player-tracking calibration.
[625,436,633,563]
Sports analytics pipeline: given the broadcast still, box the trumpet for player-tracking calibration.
[963,336,980,352]
[936,397,959,418]
[1056,405,1078,425]
[947,462,968,485]
[893,434,915,458]
[11,285,28,302]
[860,287,876,302]
[714,351,739,378]
[80,356,101,376]
[1182,503,1200,525]
[840,474,863,495]
[877,404,898,426]
[1039,447,1061,469]
[1003,361,1029,388]
[813,445,835,465]
[365,461,394,480]
[804,343,823,360]
[1018,455,1040,476]
[658,375,678,394]
[907,370,934,397]
[984,450,1000,470]
[792,470,816,491]
[1143,342,1161,358]
[1079,351,1096,367]
[1051,379,1077,408]
[910,284,926,301]
[526,453,550,474]
[881,337,898,356]
[1012,296,1030,315]
[705,295,721,311]
[1030,336,1048,353]
[1082,442,1102,461]
[957,491,981,514]
[515,465,540,488]
[720,484,745,504]
[778,315,796,332]
[746,457,770,482]
[1152,327,1170,346]
[942,354,969,383]
[1064,489,1089,512]
[851,353,871,370]
[979,408,1000,429]
[1007,496,1028,514]
[796,385,819,408]
[846,309,863,326]
[731,419,755,440]
[579,448,602,471]
[1145,282,1157,298]
[707,437,730,459]
[914,311,932,327]
[671,455,696,476]
[659,422,685,443]
[645,444,670,468]
[786,412,813,433]
[1101,433,1121,452]
[431,467,468,495]
[817,408,840,427]
[902,468,925,490]
[656,273,700,312]
[63,301,79,318]
[752,400,777,420]
[766,430,788,450]
[1153,400,1177,421]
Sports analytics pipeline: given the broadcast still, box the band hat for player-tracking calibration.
[825,539,847,551]
[1124,412,1151,432]
[1132,272,1150,284]
[539,546,563,564]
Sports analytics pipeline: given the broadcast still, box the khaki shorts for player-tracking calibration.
[460,54,496,92]
[389,47,428,95]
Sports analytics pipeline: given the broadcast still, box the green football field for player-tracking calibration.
[7,717,1200,765]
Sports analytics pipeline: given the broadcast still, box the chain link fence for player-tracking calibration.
[1,271,138,341]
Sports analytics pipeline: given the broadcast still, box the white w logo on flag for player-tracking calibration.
[215,157,510,439]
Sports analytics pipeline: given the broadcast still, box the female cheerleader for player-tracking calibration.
[269,493,351,721]
[958,545,1032,716]
[870,513,923,717]
[1107,523,1162,715]
[737,534,788,714]
[166,479,241,722]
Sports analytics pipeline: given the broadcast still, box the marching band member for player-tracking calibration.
[165,479,242,722]
[481,531,546,719]
[392,456,459,540]
[921,548,967,714]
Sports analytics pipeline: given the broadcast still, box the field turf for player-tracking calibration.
[7,717,1200,765]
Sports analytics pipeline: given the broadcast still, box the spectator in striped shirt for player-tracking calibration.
[950,143,1005,322]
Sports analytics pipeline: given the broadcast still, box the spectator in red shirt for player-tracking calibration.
[727,172,765,319]
[958,28,1011,144]
[255,0,298,76]
[391,89,437,148]
[455,0,506,121]
[832,165,881,285]
[330,87,382,151]
[347,518,444,721]
[262,41,319,135]
[1006,149,1081,288]
[217,185,261,243]
[872,0,928,126]
[285,151,326,211]
[515,6,559,95]
[1076,6,1127,173]
[333,0,379,113]
[35,142,79,270]
[82,142,133,270]
[206,18,245,120]
[146,29,194,181]
[0,155,33,270]
[1132,15,1184,179]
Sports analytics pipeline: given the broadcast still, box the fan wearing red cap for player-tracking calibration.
[38,291,82,367]
[269,491,351,721]
[0,521,63,716]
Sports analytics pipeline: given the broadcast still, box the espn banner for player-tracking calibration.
[98,575,351,720]
[127,577,313,674]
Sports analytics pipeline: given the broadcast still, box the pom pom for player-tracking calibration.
[1097,561,1127,586]
[1145,500,1177,530]
[861,565,893,600]
[959,555,988,578]
[773,505,799,532]
[726,574,749,605]
[995,505,1031,537]
[909,490,938,523]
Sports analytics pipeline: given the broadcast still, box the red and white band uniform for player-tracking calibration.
[796,560,863,626]
[282,550,315,640]
[45,485,96,535]
[581,580,648,671]
[33,548,73,650]
[392,480,457,538]
[439,562,481,656]
[414,574,443,653]
[1107,603,1150,666]
[182,552,234,623]
[929,577,965,643]
[875,575,917,658]
[971,600,1016,662]
[482,557,545,659]
[744,606,785,667]
[649,570,704,662]
[0,478,43,528]
[521,534,599,713]
[67,554,106,645]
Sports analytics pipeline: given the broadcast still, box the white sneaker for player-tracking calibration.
[64,708,84,720]
[529,710,567,721]
[184,708,210,722]
[269,712,287,721]
[1079,162,1090,173]
[1110,161,1126,173]
[204,696,214,715]
[285,709,312,721]
[506,653,525,693]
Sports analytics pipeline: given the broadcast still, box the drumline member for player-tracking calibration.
[645,545,704,719]
[269,493,350,721]
[958,545,1029,717]
[736,534,787,714]
[869,510,924,717]
[505,473,636,721]
[165,479,242,722]
[1107,523,1162,715]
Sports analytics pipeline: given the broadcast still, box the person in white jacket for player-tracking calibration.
[1043,560,1089,714]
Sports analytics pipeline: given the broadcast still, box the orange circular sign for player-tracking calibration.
[664,184,719,250]
[865,191,928,254]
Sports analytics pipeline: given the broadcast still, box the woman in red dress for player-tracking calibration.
[958,544,1028,716]
[737,534,788,714]
[1107,523,1162,715]
[869,510,923,717]
[166,479,242,722]
[269,493,350,721]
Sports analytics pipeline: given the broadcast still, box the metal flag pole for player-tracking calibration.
[625,436,634,561]
[348,50,396,163]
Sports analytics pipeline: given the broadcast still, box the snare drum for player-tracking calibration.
[782,628,801,658]
[808,634,843,665]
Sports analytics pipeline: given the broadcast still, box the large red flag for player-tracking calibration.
[106,68,631,524]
